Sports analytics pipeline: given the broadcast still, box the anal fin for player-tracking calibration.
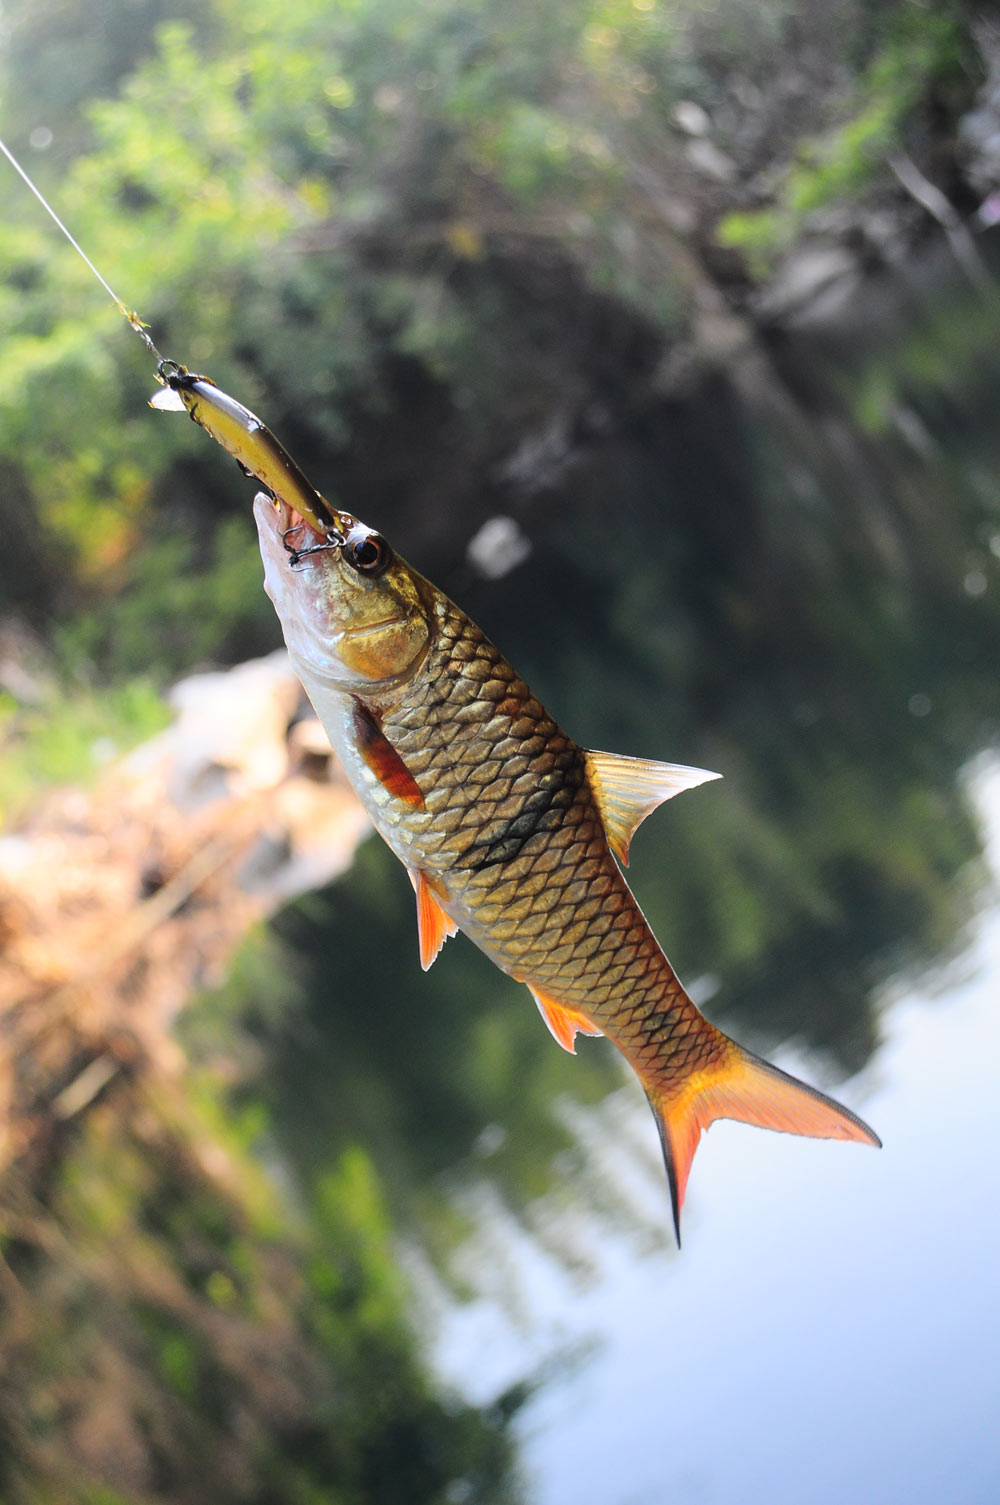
[585,749,720,866]
[527,983,602,1055]
[412,869,459,972]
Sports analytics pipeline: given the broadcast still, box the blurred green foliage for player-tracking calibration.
[0,0,981,629]
[717,3,975,272]
[0,1079,521,1505]
[0,673,167,822]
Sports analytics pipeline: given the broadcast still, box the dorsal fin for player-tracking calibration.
[585,749,720,867]
[412,869,459,971]
[527,982,602,1055]
[352,697,424,808]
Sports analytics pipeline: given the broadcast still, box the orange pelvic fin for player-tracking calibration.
[352,697,424,808]
[412,869,459,972]
[585,749,720,866]
[528,983,602,1054]
[647,1040,880,1246]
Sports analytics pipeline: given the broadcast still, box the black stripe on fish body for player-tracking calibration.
[454,748,588,871]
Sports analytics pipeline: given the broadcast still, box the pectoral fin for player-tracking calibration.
[585,749,720,866]
[411,868,459,972]
[352,698,424,808]
[527,983,602,1055]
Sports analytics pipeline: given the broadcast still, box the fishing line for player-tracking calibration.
[0,134,166,365]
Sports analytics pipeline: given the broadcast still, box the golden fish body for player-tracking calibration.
[253,493,879,1240]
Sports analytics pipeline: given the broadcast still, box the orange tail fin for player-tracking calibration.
[646,1039,880,1245]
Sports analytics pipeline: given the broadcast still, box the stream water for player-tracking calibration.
[191,256,1000,1503]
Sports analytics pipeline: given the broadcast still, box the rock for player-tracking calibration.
[166,650,302,807]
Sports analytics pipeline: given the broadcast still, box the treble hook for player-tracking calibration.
[282,524,343,569]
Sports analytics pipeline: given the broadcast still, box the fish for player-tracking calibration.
[251,489,880,1243]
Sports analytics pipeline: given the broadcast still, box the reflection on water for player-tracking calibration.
[186,264,1000,1500]
[486,757,1000,1505]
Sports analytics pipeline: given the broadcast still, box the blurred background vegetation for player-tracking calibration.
[2,1,1000,1502]
[0,0,988,707]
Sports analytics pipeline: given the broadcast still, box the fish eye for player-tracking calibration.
[344,527,392,577]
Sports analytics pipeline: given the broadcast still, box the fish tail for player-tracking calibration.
[645,1033,880,1245]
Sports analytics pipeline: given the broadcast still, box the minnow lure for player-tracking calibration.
[150,363,348,544]
[3,138,879,1241]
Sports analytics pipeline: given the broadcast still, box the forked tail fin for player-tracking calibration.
[646,1039,880,1245]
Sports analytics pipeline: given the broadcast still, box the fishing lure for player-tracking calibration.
[2,139,879,1241]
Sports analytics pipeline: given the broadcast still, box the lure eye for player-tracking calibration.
[344,528,392,577]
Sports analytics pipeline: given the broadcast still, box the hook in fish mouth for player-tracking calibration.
[268,494,348,568]
[282,521,343,568]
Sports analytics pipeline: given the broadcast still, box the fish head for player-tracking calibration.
[253,492,431,693]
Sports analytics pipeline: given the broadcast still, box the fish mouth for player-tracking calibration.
[266,492,328,547]
[253,489,322,590]
[331,616,405,645]
[255,490,338,573]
